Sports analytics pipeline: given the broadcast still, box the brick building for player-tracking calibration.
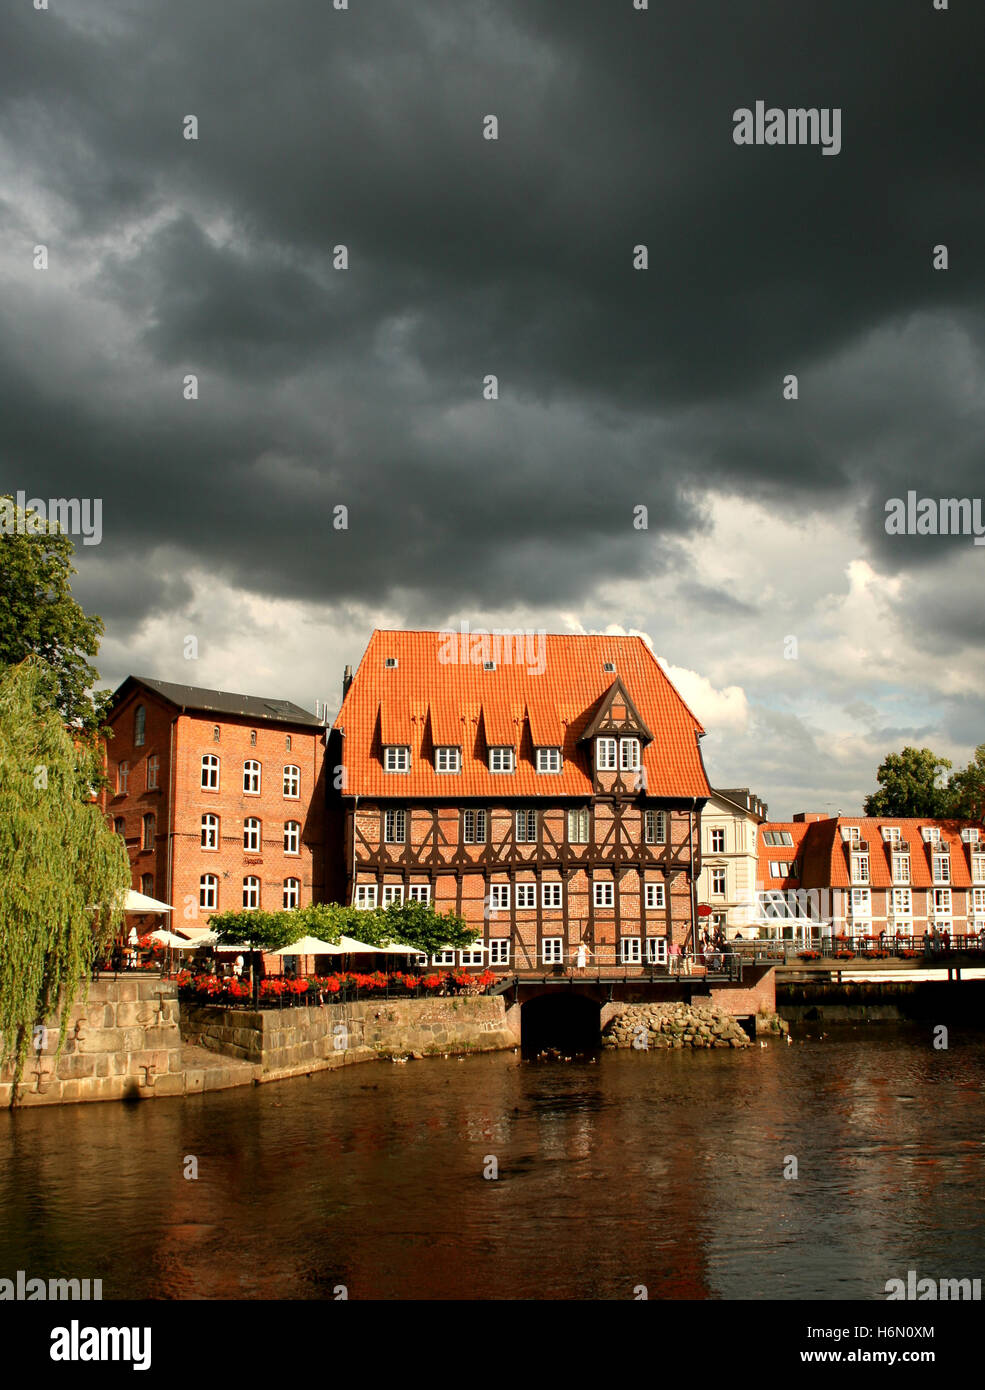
[328,629,712,971]
[104,677,327,934]
[755,813,985,941]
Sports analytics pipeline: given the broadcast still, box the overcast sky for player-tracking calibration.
[3,0,983,818]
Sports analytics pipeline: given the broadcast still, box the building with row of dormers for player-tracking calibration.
[754,814,985,941]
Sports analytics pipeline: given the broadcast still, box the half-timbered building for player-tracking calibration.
[329,630,712,972]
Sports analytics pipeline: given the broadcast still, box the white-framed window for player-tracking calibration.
[933,852,950,884]
[712,868,727,895]
[431,950,456,966]
[382,885,404,907]
[489,939,511,966]
[541,938,563,964]
[764,830,795,846]
[516,884,537,910]
[892,851,911,884]
[593,880,614,909]
[488,746,515,774]
[463,809,487,844]
[117,761,130,795]
[460,947,485,967]
[769,860,799,879]
[243,760,261,794]
[973,854,985,884]
[620,937,642,964]
[620,737,641,771]
[542,882,563,909]
[516,809,537,843]
[243,876,260,909]
[283,764,300,797]
[568,807,590,844]
[596,737,617,772]
[133,706,146,746]
[384,746,410,773]
[142,812,155,850]
[850,888,871,916]
[961,827,981,844]
[201,754,219,790]
[283,878,300,909]
[354,884,378,909]
[972,887,985,915]
[891,888,912,916]
[710,828,725,853]
[435,746,461,774]
[882,825,901,843]
[199,874,217,910]
[922,825,941,844]
[284,821,301,854]
[645,810,666,845]
[851,852,869,884]
[408,884,431,904]
[646,937,668,965]
[146,754,159,790]
[489,884,510,911]
[841,825,861,844]
[243,818,261,852]
[645,882,665,910]
[385,808,407,844]
[933,888,952,915]
[536,747,562,774]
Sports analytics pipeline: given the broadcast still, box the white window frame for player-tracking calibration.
[851,852,870,884]
[593,880,614,909]
[712,868,727,895]
[488,746,515,774]
[462,809,487,844]
[515,809,537,843]
[619,737,641,772]
[283,878,300,909]
[199,874,217,910]
[542,882,563,909]
[620,937,642,964]
[459,947,485,967]
[354,884,378,909]
[645,810,667,845]
[891,888,912,917]
[567,807,589,844]
[850,888,871,916]
[283,820,301,854]
[431,950,456,966]
[541,937,563,965]
[243,876,260,910]
[933,853,950,884]
[516,884,537,910]
[384,746,411,773]
[243,818,261,852]
[283,764,301,797]
[646,937,668,965]
[596,738,617,772]
[973,854,985,884]
[882,826,901,843]
[923,825,941,844]
[243,759,261,795]
[536,747,562,774]
[489,939,511,966]
[435,746,461,774]
[972,887,985,914]
[710,828,725,853]
[382,885,404,907]
[384,808,407,845]
[645,882,665,910]
[489,884,511,911]
[933,888,952,916]
[892,852,911,884]
[201,755,220,790]
[408,884,431,904]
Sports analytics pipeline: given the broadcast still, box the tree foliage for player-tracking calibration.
[0,660,130,1084]
[946,744,985,823]
[0,497,109,737]
[209,900,476,956]
[863,747,953,818]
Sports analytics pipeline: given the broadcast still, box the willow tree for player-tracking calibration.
[0,659,130,1085]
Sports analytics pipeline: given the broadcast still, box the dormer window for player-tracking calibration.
[922,826,941,844]
[536,748,562,774]
[596,738,617,772]
[435,746,461,774]
[892,851,910,884]
[933,851,950,884]
[489,747,514,774]
[841,826,861,844]
[881,826,901,843]
[961,828,980,844]
[384,746,411,773]
[619,737,640,771]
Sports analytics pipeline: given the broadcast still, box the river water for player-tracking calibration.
[2,1023,984,1301]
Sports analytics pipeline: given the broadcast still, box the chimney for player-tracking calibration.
[793,811,829,822]
[342,664,353,701]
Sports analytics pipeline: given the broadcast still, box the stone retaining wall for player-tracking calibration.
[181,994,518,1078]
[0,977,183,1107]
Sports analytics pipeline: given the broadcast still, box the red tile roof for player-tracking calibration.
[334,630,710,799]
[759,817,984,889]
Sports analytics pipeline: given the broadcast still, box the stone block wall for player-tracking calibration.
[0,977,183,1107]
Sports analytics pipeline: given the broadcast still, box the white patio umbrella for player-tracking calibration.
[272,935,345,956]
[335,935,392,953]
[123,889,173,913]
[149,929,195,948]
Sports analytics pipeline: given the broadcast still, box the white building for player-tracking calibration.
[696,788,768,939]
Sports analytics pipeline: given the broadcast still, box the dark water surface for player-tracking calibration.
[2,1024,984,1300]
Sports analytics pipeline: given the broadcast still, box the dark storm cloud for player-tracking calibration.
[1,0,984,629]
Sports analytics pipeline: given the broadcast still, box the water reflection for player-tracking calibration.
[1,1025,984,1300]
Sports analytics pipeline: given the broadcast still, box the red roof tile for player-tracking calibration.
[334,630,710,799]
[759,817,984,889]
